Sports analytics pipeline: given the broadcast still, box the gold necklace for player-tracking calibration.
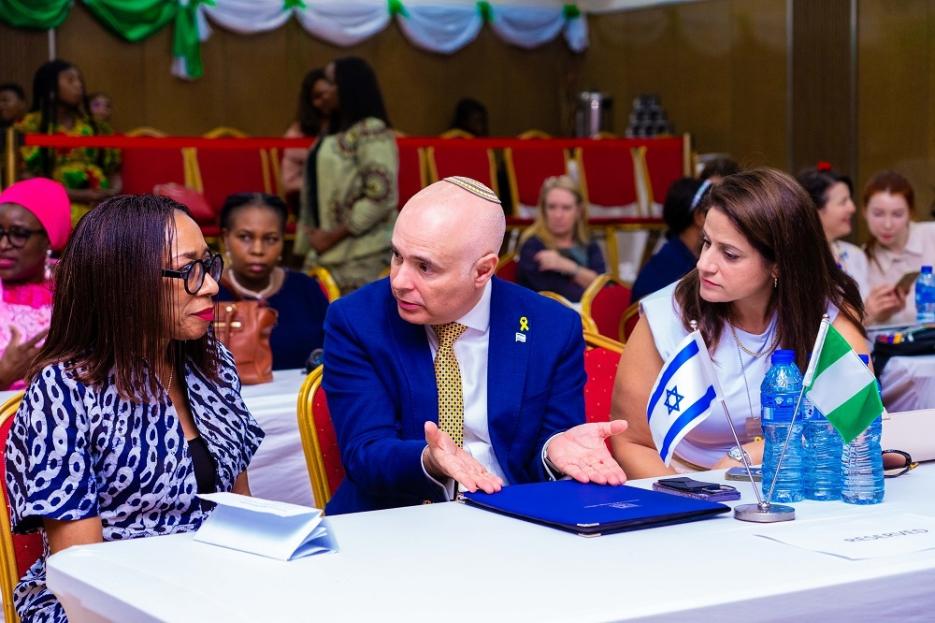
[729,322,776,359]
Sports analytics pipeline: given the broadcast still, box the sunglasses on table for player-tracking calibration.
[162,253,224,295]
[882,449,919,479]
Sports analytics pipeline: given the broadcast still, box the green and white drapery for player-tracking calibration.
[0,0,587,80]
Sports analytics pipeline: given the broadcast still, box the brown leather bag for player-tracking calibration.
[214,300,278,385]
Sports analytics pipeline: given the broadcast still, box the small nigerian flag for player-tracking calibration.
[647,330,722,465]
[804,318,883,443]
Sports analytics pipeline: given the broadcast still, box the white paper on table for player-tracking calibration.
[755,513,935,560]
[194,492,338,561]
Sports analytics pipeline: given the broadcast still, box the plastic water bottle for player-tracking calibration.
[760,349,806,503]
[841,354,884,505]
[916,265,935,323]
[803,398,842,501]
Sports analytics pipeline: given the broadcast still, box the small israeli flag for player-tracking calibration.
[647,330,723,465]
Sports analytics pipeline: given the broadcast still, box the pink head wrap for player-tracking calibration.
[0,178,71,251]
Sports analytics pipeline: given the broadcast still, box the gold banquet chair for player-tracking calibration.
[297,366,345,510]
[0,393,42,623]
[538,291,598,333]
[307,265,341,302]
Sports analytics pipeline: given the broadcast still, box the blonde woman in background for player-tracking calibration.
[517,175,605,302]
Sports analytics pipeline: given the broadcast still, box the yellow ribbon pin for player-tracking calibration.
[519,316,529,332]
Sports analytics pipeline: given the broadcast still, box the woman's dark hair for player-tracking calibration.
[330,57,390,133]
[699,157,740,181]
[30,195,220,402]
[862,170,915,268]
[674,168,864,372]
[0,83,25,100]
[451,98,488,135]
[796,164,853,211]
[219,192,288,233]
[663,177,705,237]
[296,68,328,136]
[30,59,99,176]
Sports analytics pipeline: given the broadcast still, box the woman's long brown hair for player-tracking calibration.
[29,195,220,402]
[675,168,865,372]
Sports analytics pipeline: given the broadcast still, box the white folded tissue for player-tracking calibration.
[194,492,338,561]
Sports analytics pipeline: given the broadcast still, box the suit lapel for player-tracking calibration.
[387,298,437,426]
[487,279,529,449]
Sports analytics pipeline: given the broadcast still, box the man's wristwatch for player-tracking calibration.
[727,446,751,464]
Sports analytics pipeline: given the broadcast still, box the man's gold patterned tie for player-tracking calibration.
[432,322,468,447]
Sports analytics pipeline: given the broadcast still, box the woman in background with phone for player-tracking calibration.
[609,169,868,479]
[863,170,935,325]
[797,165,905,325]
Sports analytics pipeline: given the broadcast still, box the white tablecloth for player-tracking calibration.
[0,369,314,508]
[46,466,935,622]
[881,355,935,412]
[240,369,313,508]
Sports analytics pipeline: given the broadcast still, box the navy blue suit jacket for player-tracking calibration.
[322,277,586,514]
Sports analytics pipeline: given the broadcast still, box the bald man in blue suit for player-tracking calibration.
[323,177,627,515]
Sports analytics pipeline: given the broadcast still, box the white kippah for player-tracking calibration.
[442,176,501,204]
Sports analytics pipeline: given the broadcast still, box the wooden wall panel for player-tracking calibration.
[857,0,933,219]
[576,0,788,169]
[790,0,854,176]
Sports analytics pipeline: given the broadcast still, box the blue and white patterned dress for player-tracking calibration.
[4,347,264,622]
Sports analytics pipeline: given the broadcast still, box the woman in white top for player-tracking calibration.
[863,170,935,326]
[610,168,868,479]
[797,164,903,324]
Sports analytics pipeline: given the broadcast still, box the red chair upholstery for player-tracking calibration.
[495,254,518,283]
[297,367,345,510]
[397,142,426,210]
[425,142,499,193]
[643,136,689,212]
[504,143,570,218]
[584,345,623,424]
[581,275,633,342]
[575,144,640,218]
[121,147,188,195]
[195,148,275,236]
[0,394,43,623]
[620,302,641,343]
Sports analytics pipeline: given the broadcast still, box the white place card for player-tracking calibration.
[194,493,338,561]
[756,513,935,560]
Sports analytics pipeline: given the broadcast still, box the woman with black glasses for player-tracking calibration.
[0,178,71,390]
[4,195,264,623]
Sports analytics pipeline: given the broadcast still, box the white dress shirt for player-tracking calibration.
[421,280,558,497]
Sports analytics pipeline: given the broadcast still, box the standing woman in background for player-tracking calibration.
[863,170,935,325]
[797,164,904,324]
[16,60,121,226]
[281,68,336,198]
[295,57,398,293]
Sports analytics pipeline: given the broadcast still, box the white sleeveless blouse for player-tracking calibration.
[640,281,837,468]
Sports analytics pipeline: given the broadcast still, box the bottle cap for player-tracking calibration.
[770,349,794,364]
[922,265,933,274]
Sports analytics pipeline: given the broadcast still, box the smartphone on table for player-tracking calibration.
[651,476,741,501]
[725,466,762,482]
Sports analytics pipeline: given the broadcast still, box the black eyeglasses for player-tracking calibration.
[162,253,224,295]
[882,449,918,479]
[0,226,45,249]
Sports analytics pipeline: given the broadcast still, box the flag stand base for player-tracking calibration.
[734,502,795,523]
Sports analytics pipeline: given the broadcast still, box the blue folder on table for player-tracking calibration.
[462,480,729,536]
